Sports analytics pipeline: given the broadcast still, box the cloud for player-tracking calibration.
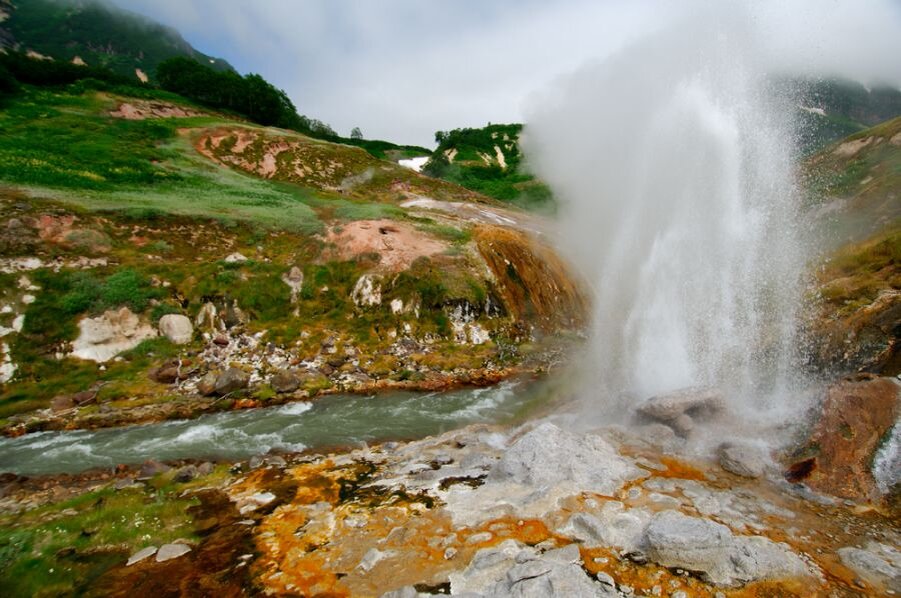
[112,0,900,147]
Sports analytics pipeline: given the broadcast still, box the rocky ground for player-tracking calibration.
[0,378,897,596]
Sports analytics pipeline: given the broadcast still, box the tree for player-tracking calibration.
[350,127,363,139]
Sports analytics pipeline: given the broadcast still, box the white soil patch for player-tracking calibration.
[494,145,507,169]
[833,136,873,158]
[323,219,447,272]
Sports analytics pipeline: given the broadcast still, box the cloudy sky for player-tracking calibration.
[113,0,901,147]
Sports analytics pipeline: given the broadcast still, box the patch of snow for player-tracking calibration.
[799,105,827,117]
[398,156,430,172]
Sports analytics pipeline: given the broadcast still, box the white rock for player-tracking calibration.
[126,545,157,566]
[838,542,901,593]
[70,307,157,362]
[158,314,193,344]
[351,274,382,307]
[11,314,24,332]
[282,266,304,303]
[224,252,248,263]
[155,543,191,562]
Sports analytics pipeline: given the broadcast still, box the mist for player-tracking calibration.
[521,0,901,428]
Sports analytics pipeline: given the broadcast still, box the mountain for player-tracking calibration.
[422,123,555,213]
[0,0,233,81]
[791,77,901,154]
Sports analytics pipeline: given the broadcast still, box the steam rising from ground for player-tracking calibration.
[524,4,812,425]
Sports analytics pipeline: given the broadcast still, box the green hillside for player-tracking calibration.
[424,123,554,213]
[0,0,233,81]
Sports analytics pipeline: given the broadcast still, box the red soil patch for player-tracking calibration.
[323,219,447,272]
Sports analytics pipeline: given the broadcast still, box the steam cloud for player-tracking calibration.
[521,1,895,424]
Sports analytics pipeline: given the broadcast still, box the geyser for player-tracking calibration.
[524,7,808,421]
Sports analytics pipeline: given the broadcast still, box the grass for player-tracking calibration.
[0,482,199,597]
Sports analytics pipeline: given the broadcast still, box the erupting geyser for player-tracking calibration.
[525,7,808,422]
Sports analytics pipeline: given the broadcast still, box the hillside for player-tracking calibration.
[0,83,587,434]
[803,116,901,375]
[423,123,555,212]
[792,77,901,154]
[0,0,233,82]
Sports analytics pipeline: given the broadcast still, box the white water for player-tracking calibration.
[525,6,807,423]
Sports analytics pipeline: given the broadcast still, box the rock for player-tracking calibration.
[489,422,643,496]
[643,510,811,587]
[50,394,75,412]
[357,548,393,573]
[155,543,191,562]
[214,367,250,395]
[195,302,219,331]
[561,502,650,552]
[791,376,900,501]
[380,587,420,598]
[138,460,170,480]
[450,540,615,597]
[718,442,768,478]
[196,462,215,476]
[282,266,304,303]
[70,307,158,362]
[126,545,157,566]
[212,334,229,346]
[173,465,198,483]
[636,387,725,434]
[197,371,218,396]
[224,252,248,263]
[351,274,382,307]
[837,542,901,593]
[270,369,301,393]
[158,314,193,344]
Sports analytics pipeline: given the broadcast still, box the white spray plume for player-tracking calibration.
[523,2,830,425]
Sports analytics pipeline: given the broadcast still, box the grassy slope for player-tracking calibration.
[1,0,233,79]
[803,117,901,374]
[425,123,555,213]
[0,85,576,422]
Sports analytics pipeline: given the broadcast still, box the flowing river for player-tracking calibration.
[0,378,557,476]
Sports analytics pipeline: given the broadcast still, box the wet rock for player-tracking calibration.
[837,542,901,593]
[791,375,900,501]
[214,367,249,395]
[643,510,811,587]
[126,545,157,566]
[270,369,301,393]
[138,460,171,480]
[70,307,157,362]
[718,442,768,478]
[489,422,643,496]
[636,387,725,436]
[155,543,191,562]
[158,314,193,344]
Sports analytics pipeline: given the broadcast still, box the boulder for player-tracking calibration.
[197,371,219,396]
[70,307,157,362]
[636,387,725,435]
[643,510,811,587]
[126,545,157,566]
[50,394,75,412]
[489,422,643,496]
[560,502,650,552]
[351,274,382,307]
[138,460,170,480]
[837,542,901,594]
[790,375,900,502]
[173,465,198,483]
[718,442,769,478]
[155,543,191,562]
[214,368,250,395]
[270,369,301,394]
[224,252,248,263]
[158,314,193,344]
